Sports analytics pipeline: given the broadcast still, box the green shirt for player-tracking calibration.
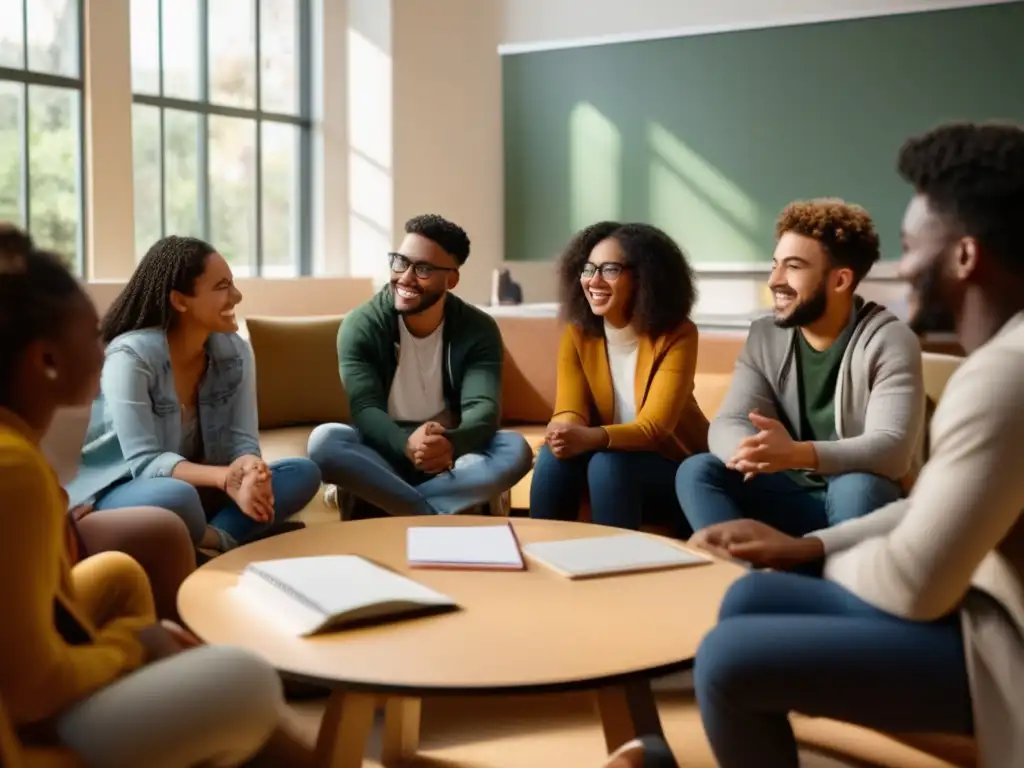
[337,287,504,471]
[795,319,856,442]
[793,318,856,488]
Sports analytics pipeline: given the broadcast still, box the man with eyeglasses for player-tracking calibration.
[308,214,533,518]
[675,199,926,539]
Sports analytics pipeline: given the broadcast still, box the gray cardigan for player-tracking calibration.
[813,312,1024,767]
[708,300,926,484]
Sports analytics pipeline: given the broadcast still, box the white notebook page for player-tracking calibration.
[523,533,709,578]
[407,524,523,567]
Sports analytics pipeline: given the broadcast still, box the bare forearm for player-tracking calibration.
[789,441,819,471]
[171,462,229,490]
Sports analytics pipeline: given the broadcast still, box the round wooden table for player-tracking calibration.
[178,516,745,767]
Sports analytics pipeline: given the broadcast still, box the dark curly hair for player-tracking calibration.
[101,235,217,344]
[405,214,471,265]
[558,221,697,338]
[897,122,1024,273]
[775,198,880,285]
[0,224,85,404]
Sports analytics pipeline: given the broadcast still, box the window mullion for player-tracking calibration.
[254,0,263,276]
[20,0,29,228]
[198,0,211,242]
[297,0,312,276]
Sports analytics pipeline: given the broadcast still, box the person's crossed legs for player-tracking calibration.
[693,571,973,768]
[307,423,533,516]
[92,457,321,548]
[675,453,902,535]
[530,446,688,536]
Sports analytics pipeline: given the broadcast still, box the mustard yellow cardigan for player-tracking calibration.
[551,320,710,462]
[0,409,148,728]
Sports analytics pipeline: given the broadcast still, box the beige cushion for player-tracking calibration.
[495,316,562,425]
[246,315,349,429]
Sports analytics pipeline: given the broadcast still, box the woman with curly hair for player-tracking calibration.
[67,236,321,555]
[529,222,709,535]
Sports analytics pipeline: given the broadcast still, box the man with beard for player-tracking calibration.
[307,214,532,517]
[675,199,925,536]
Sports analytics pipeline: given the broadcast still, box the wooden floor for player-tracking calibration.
[281,685,963,768]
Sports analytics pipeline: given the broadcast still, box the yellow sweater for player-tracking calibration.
[0,409,148,728]
[552,320,710,462]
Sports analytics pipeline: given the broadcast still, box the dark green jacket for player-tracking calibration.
[338,287,504,469]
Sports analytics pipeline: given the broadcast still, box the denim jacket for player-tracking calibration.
[66,329,261,506]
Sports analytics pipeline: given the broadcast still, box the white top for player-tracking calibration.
[388,319,446,423]
[810,312,1024,768]
[605,321,640,424]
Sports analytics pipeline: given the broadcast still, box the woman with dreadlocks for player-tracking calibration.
[66,236,321,555]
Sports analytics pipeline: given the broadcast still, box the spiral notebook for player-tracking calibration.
[235,555,458,636]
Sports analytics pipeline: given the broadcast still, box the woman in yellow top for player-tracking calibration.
[0,228,315,767]
[529,222,709,536]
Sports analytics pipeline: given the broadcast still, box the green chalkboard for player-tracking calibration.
[502,3,1024,264]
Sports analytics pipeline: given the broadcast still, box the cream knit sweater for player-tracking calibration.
[812,312,1024,767]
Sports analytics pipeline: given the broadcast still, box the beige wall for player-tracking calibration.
[393,0,504,305]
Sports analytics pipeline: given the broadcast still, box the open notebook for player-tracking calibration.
[523,533,711,579]
[234,555,458,636]
[406,522,525,571]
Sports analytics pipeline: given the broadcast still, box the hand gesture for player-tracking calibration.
[407,421,453,474]
[545,422,602,459]
[728,411,797,479]
[225,458,274,523]
[688,519,823,570]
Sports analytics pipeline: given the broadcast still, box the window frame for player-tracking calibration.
[131,0,313,276]
[0,0,87,274]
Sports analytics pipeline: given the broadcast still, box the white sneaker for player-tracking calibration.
[323,484,339,511]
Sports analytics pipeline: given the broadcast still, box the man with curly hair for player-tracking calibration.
[308,214,532,517]
[676,198,925,536]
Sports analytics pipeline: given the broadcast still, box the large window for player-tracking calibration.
[0,0,84,271]
[130,0,311,277]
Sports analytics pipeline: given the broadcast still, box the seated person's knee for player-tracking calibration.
[306,422,359,466]
[675,451,728,490]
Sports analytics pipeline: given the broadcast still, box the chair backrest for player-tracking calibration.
[921,351,964,405]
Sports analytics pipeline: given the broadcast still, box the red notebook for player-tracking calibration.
[406,521,526,571]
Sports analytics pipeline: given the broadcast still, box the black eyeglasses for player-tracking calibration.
[581,262,631,281]
[388,252,458,279]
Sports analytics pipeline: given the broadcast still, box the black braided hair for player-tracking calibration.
[0,223,85,405]
[101,235,216,344]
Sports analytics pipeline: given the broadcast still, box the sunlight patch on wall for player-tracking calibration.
[647,122,761,233]
[348,27,392,283]
[649,159,762,264]
[348,29,392,169]
[569,102,621,231]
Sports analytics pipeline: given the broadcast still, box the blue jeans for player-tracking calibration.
[529,446,688,537]
[92,458,322,546]
[306,424,533,516]
[675,453,902,535]
[694,571,973,768]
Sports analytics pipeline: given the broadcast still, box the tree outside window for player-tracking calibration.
[0,0,84,272]
[130,0,310,277]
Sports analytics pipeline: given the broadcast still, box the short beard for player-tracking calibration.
[773,282,828,329]
[908,263,956,335]
[391,282,445,316]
